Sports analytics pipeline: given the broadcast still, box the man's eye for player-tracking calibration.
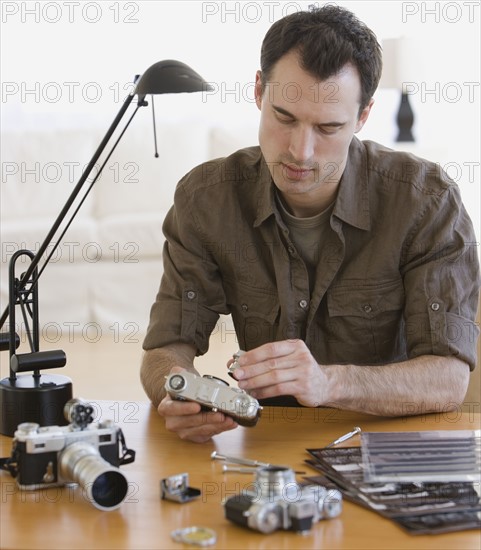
[317,126,338,135]
[274,112,293,124]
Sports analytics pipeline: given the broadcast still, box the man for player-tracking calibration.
[140,6,480,442]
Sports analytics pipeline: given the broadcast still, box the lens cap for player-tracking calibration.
[171,526,216,547]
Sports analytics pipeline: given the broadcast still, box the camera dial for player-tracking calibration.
[168,374,186,391]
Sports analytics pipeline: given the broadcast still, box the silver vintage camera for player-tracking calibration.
[224,466,342,533]
[165,372,262,427]
[1,399,135,510]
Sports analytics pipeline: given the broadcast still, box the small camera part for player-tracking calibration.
[63,398,94,430]
[227,350,245,378]
[165,371,262,427]
[161,473,201,503]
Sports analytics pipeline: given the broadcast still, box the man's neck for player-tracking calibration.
[279,186,339,218]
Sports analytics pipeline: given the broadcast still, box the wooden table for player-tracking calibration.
[1,402,480,549]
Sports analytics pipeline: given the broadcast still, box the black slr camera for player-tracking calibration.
[224,466,342,533]
[0,399,135,510]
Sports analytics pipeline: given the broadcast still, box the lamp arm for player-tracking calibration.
[0,90,137,330]
[34,103,142,290]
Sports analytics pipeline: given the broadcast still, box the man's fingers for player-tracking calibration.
[239,340,299,364]
[177,418,238,443]
[158,396,201,417]
[158,394,239,442]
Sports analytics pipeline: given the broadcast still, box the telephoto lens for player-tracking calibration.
[59,441,129,511]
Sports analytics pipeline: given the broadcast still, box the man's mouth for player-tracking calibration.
[281,163,314,181]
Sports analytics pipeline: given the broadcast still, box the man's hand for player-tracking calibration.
[228,341,471,416]
[230,340,329,407]
[158,367,238,443]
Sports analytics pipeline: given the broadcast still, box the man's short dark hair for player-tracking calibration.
[260,5,382,113]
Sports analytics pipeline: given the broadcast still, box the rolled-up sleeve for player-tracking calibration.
[402,182,480,370]
[142,170,229,354]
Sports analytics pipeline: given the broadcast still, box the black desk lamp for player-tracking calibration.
[0,60,212,436]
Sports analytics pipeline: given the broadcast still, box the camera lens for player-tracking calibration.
[256,466,296,499]
[91,471,129,509]
[59,441,128,510]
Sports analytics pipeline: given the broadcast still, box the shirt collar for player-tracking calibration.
[333,136,371,231]
[254,137,371,231]
[254,153,277,227]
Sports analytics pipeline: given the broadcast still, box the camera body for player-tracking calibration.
[7,399,135,510]
[224,466,342,533]
[165,372,262,427]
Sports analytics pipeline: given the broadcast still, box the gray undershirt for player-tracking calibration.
[276,194,334,293]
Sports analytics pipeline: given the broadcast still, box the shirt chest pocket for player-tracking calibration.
[325,279,406,363]
[225,280,280,350]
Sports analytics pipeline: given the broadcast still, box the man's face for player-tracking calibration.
[255,50,372,216]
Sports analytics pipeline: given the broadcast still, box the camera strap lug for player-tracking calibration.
[0,450,19,478]
[118,429,136,465]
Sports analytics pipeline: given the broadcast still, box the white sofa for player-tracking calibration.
[0,117,258,337]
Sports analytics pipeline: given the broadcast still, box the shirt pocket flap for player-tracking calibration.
[327,280,405,319]
[226,280,280,323]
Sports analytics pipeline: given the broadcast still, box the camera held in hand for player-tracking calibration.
[165,371,262,427]
[224,466,342,533]
[0,398,135,510]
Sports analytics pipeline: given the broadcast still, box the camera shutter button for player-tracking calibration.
[99,419,115,429]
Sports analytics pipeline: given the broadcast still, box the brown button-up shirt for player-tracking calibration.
[143,137,480,371]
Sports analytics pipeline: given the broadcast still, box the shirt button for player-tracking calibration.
[241,303,248,312]
[287,246,296,256]
[363,304,372,313]
[299,299,308,309]
[431,302,440,311]
[186,291,196,300]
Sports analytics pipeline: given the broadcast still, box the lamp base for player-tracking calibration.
[0,374,73,436]
[396,91,415,142]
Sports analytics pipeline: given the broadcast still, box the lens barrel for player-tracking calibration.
[256,466,296,499]
[59,441,128,510]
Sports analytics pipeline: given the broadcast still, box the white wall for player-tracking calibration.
[1,0,479,236]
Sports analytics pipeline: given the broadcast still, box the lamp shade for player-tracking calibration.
[135,59,213,98]
[379,38,409,90]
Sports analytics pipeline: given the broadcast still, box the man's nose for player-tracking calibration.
[288,126,314,164]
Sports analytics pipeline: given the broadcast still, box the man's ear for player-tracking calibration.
[255,70,263,110]
[355,98,374,133]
